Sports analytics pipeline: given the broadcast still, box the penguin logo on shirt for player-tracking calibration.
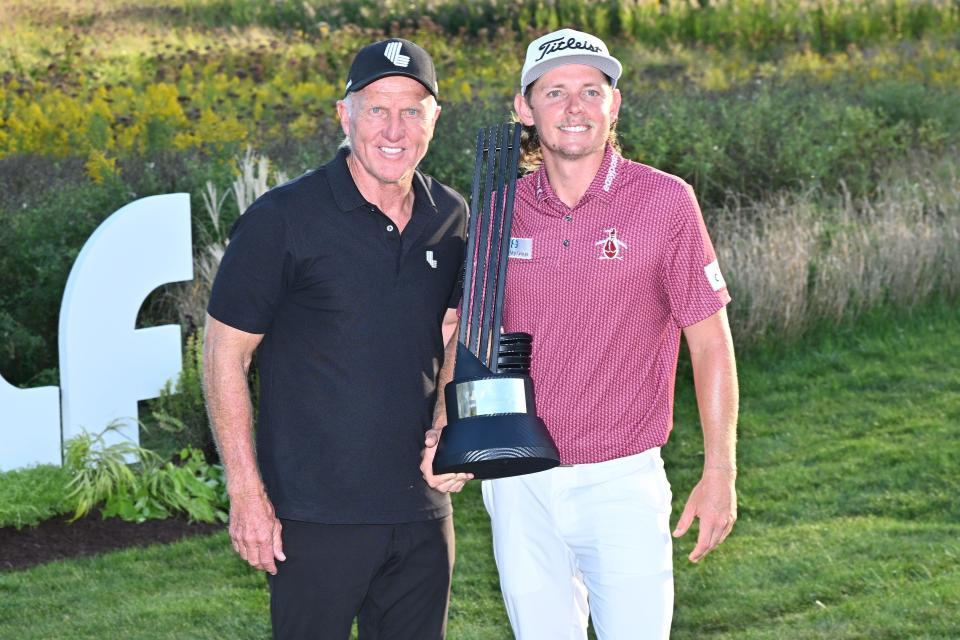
[596,228,627,260]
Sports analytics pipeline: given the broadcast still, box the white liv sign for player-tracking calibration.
[0,194,193,471]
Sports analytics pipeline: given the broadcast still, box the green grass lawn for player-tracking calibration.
[667,304,960,639]
[1,304,958,638]
[0,464,70,529]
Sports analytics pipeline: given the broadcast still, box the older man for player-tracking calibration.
[425,28,739,639]
[204,39,468,639]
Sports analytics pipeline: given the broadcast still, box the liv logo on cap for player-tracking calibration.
[383,41,410,68]
[343,38,438,98]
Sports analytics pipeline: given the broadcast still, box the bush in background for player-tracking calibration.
[146,332,213,461]
[64,424,227,524]
[621,85,899,206]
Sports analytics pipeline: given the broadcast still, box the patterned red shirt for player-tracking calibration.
[502,145,731,464]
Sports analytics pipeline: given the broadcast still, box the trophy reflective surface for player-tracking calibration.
[432,123,561,480]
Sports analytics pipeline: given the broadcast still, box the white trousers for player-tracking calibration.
[482,448,674,640]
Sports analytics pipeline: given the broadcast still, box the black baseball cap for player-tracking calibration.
[343,38,439,99]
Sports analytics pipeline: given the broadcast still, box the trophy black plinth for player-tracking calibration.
[432,413,559,478]
[433,124,560,480]
[433,343,560,479]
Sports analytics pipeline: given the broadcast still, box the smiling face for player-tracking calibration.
[515,64,621,164]
[337,75,441,188]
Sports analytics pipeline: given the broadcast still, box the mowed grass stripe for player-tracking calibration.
[0,532,270,638]
[667,304,960,638]
[1,305,958,638]
[673,519,960,639]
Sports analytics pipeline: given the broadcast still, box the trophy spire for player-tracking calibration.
[432,123,561,479]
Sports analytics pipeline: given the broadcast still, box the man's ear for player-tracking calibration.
[514,93,535,126]
[335,99,350,137]
[609,87,622,123]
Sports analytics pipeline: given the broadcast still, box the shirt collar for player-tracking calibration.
[329,147,366,212]
[534,144,622,211]
[328,147,438,217]
[411,167,439,216]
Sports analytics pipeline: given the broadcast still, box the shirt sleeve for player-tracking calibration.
[446,192,470,309]
[664,182,731,328]
[447,274,464,310]
[207,197,296,334]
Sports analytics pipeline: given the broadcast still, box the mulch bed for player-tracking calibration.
[0,513,224,572]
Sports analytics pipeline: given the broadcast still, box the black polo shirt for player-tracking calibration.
[208,148,467,524]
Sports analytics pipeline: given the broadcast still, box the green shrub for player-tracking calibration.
[0,464,72,529]
[0,310,47,386]
[100,447,227,524]
[618,81,915,207]
[63,424,227,524]
[0,148,245,386]
[862,79,960,156]
[63,423,143,521]
[0,176,130,385]
[145,332,215,461]
[142,325,262,463]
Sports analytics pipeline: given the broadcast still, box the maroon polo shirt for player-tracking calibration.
[502,145,731,464]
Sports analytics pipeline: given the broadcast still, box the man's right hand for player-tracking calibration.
[421,427,473,493]
[228,489,286,575]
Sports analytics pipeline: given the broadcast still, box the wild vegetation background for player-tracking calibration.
[2,0,959,391]
[1,1,958,637]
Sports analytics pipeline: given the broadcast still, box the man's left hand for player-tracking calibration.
[672,468,737,562]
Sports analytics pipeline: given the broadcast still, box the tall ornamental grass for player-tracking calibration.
[715,152,960,343]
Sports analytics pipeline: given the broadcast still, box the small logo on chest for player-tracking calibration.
[596,228,627,260]
[426,250,438,269]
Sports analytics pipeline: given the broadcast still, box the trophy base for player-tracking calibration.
[436,446,561,479]
[433,413,561,480]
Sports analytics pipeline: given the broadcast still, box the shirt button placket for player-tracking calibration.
[561,214,574,255]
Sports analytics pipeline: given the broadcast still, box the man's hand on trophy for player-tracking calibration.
[421,427,473,493]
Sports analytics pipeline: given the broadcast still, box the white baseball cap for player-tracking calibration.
[520,28,622,95]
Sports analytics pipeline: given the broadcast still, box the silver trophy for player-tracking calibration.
[433,123,560,480]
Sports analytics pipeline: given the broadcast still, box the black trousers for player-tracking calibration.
[267,516,455,640]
